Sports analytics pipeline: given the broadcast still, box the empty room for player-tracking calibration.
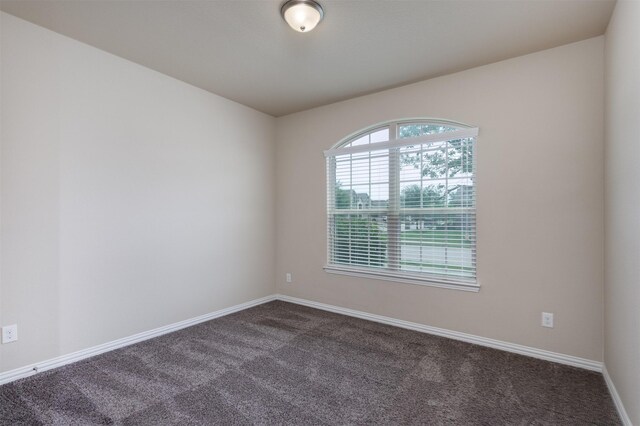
[0,0,638,424]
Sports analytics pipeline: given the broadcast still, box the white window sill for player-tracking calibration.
[323,265,480,293]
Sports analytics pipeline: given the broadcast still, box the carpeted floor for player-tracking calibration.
[1,301,620,425]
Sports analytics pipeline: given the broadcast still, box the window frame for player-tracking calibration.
[324,119,480,292]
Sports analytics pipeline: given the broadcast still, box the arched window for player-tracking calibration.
[324,119,478,290]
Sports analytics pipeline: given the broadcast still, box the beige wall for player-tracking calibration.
[604,1,640,424]
[276,37,605,361]
[0,13,276,373]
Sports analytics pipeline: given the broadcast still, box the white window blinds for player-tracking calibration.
[325,122,478,289]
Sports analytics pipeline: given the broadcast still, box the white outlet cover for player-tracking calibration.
[2,324,18,343]
[286,273,292,283]
[541,312,554,328]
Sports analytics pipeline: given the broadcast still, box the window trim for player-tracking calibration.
[323,126,479,157]
[324,119,480,292]
[323,265,480,292]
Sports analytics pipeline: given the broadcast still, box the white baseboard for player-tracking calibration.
[0,292,606,389]
[276,294,603,372]
[602,365,633,426]
[0,294,277,385]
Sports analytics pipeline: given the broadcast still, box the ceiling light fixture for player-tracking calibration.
[281,0,324,33]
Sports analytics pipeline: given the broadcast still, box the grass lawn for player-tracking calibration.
[400,229,474,249]
[400,261,475,275]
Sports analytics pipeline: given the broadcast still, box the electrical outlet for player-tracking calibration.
[286,273,292,283]
[541,312,554,328]
[2,324,18,343]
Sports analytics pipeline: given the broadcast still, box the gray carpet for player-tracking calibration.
[1,301,620,425]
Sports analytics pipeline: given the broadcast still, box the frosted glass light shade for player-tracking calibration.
[281,0,324,33]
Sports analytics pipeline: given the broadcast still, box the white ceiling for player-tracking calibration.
[0,0,615,116]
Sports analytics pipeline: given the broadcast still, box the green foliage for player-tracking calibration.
[447,139,474,178]
[333,215,386,267]
[333,182,386,266]
[335,183,352,209]
[398,124,457,138]
[401,229,472,248]
[399,124,474,204]
[447,185,473,207]
[400,184,446,208]
[400,139,474,180]
[399,184,473,231]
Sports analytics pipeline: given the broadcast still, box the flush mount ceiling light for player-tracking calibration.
[281,0,324,33]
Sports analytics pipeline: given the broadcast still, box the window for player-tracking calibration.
[324,120,478,291]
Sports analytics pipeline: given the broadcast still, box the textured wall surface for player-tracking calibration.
[604,1,640,424]
[1,12,276,373]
